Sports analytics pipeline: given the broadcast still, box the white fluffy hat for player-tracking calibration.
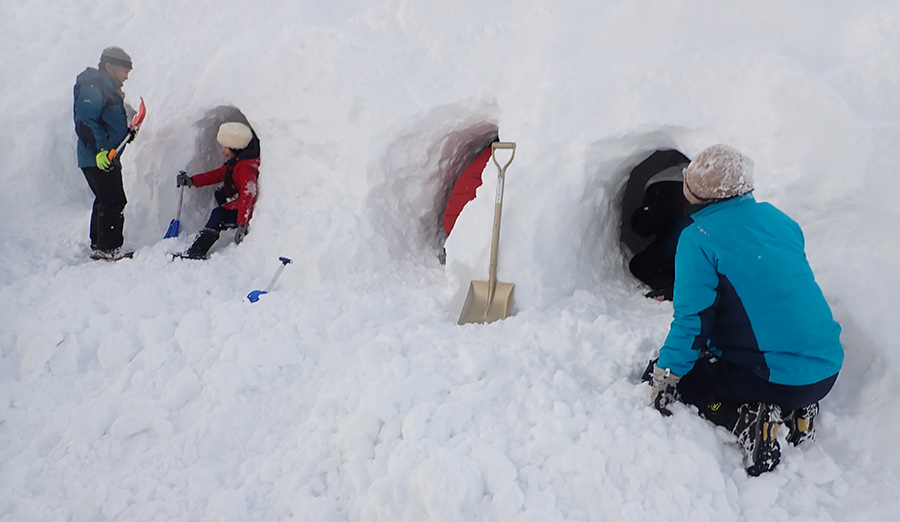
[684,144,754,201]
[217,122,253,150]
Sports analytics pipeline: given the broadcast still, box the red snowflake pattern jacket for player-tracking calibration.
[191,158,260,226]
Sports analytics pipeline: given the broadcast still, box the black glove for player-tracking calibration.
[234,225,248,244]
[176,171,194,187]
[125,127,138,144]
[648,364,681,416]
[644,286,674,301]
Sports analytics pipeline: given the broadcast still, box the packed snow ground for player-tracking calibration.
[2,1,900,521]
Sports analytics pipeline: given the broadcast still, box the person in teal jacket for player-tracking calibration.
[645,144,843,476]
[73,46,136,260]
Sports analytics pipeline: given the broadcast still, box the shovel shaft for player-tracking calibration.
[175,184,185,220]
[264,257,293,292]
[108,98,146,160]
[487,142,515,286]
[164,184,186,238]
[264,265,286,293]
[108,134,130,160]
[487,195,501,305]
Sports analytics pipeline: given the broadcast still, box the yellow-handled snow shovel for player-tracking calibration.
[458,142,516,325]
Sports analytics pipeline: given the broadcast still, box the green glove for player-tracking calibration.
[95,150,111,171]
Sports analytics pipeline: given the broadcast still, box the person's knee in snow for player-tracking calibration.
[644,144,843,475]
[177,121,260,259]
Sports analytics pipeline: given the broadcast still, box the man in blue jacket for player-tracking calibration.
[73,47,136,260]
[646,144,843,476]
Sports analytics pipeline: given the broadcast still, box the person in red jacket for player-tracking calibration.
[176,121,260,259]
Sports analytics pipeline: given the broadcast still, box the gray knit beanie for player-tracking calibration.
[100,46,133,69]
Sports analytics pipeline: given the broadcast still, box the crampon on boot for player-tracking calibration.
[90,248,134,261]
[180,228,219,260]
[733,402,782,476]
[784,402,818,446]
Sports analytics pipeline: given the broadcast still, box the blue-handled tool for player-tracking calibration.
[247,257,292,303]
[164,181,185,239]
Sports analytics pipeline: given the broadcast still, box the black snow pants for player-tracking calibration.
[82,165,127,251]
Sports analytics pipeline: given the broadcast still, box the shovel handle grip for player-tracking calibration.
[491,142,516,173]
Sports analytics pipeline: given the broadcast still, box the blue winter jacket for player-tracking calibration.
[658,193,843,386]
[73,68,128,168]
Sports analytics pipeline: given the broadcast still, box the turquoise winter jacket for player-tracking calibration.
[73,68,128,168]
[658,193,843,386]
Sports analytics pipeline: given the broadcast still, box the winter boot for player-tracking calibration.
[784,402,818,446]
[182,228,219,260]
[732,402,782,476]
[90,248,134,261]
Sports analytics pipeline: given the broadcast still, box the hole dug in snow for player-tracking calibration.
[174,106,260,252]
[365,112,499,266]
[618,147,691,298]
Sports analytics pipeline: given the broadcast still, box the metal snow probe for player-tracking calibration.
[458,142,516,325]
[247,257,292,303]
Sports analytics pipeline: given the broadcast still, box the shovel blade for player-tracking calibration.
[164,219,180,239]
[247,290,267,303]
[457,280,515,325]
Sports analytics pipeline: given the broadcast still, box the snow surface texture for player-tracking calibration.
[2,1,900,521]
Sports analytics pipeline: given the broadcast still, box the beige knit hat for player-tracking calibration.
[217,122,253,150]
[683,144,754,201]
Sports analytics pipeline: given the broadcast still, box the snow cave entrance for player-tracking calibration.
[178,106,257,243]
[619,149,690,255]
[617,148,691,297]
[366,114,499,267]
[186,106,255,176]
[436,126,500,253]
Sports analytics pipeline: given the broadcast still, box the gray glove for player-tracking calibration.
[648,364,681,416]
[176,171,194,187]
[234,225,248,244]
